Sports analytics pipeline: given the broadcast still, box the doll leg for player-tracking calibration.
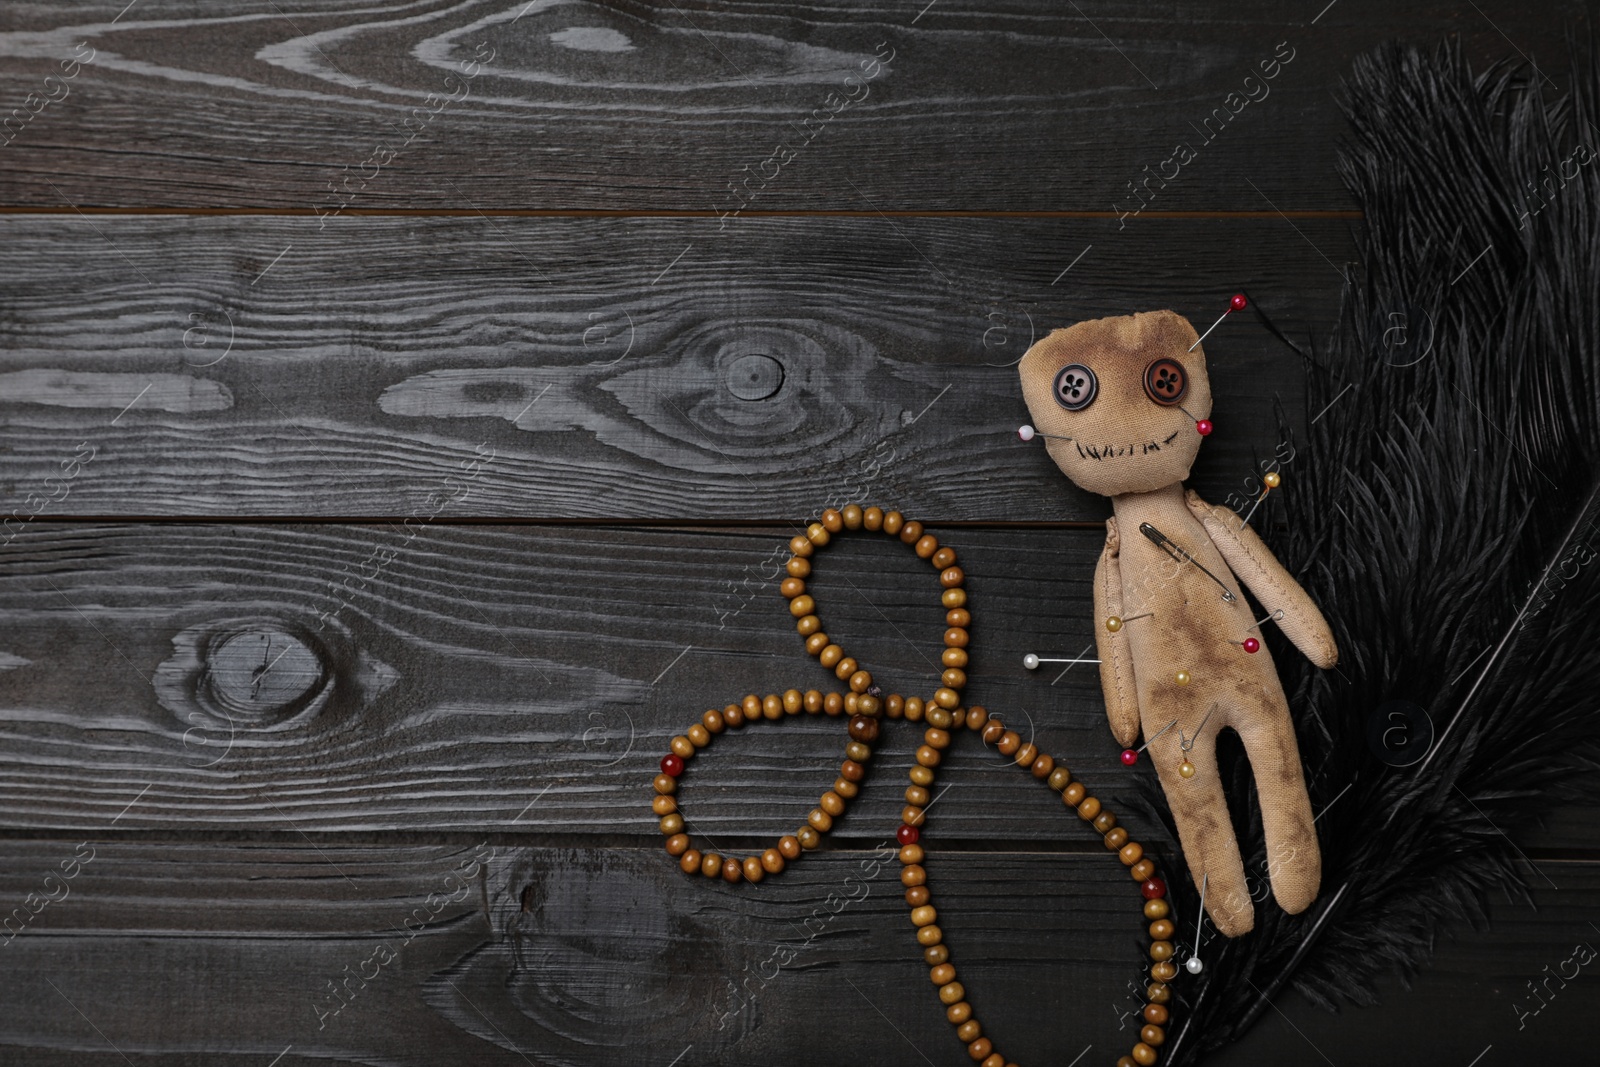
[1148,727,1255,937]
[1232,692,1321,915]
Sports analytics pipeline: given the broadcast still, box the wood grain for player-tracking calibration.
[0,840,1594,1066]
[0,214,1348,520]
[0,1,1584,211]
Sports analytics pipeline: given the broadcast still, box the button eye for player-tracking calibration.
[1052,364,1097,411]
[1143,358,1188,405]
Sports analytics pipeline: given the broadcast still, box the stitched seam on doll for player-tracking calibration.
[1098,523,1140,743]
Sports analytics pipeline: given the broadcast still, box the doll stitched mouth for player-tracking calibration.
[1075,430,1181,460]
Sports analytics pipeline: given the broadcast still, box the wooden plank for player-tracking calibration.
[0,840,1594,1065]
[0,520,1596,854]
[0,1,1584,211]
[0,214,1341,520]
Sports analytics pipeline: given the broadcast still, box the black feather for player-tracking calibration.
[1156,37,1600,1064]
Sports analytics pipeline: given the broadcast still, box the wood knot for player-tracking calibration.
[725,353,784,401]
[203,629,323,722]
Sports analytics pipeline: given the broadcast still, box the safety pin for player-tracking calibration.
[1139,522,1236,602]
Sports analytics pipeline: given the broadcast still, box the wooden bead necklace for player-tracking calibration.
[649,504,1179,1067]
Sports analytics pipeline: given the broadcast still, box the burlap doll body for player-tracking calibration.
[1019,310,1338,937]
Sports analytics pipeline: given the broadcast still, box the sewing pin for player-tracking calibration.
[1104,612,1153,632]
[1139,522,1236,602]
[1017,424,1072,442]
[1176,403,1213,437]
[1176,703,1219,778]
[1120,715,1178,766]
[1189,293,1248,352]
[1023,654,1100,670]
[1238,470,1282,526]
[1185,873,1208,974]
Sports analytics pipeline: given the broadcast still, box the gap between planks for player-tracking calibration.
[0,207,1365,220]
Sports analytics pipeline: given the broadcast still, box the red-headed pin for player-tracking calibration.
[1189,293,1248,352]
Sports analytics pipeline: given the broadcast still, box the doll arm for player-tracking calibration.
[1184,490,1339,669]
[1092,517,1142,746]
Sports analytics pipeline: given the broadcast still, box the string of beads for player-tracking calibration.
[650,504,1178,1067]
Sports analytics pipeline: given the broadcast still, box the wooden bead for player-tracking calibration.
[980,1056,1004,1067]
[796,614,821,635]
[924,945,948,966]
[702,708,725,733]
[841,504,864,529]
[911,905,939,927]
[805,633,830,656]
[1014,742,1038,767]
[762,694,782,719]
[905,886,929,907]
[686,724,711,747]
[1143,1004,1168,1025]
[820,644,844,668]
[652,795,677,816]
[1062,782,1086,805]
[1093,811,1117,833]
[1147,982,1171,1004]
[904,697,925,722]
[915,745,942,768]
[653,774,676,795]
[761,848,785,874]
[1144,899,1170,920]
[797,826,820,850]
[946,1001,972,1024]
[1047,767,1072,791]
[782,689,804,714]
[905,785,930,806]
[778,835,802,860]
[945,606,970,627]
[863,506,884,531]
[806,523,830,545]
[804,689,824,712]
[924,728,951,750]
[932,547,957,569]
[824,692,845,716]
[1148,919,1174,940]
[1104,827,1129,850]
[944,627,970,648]
[665,833,689,856]
[1151,961,1177,981]
[722,857,743,883]
[942,647,969,668]
[915,534,939,559]
[789,535,814,557]
[743,857,765,883]
[997,731,1021,756]
[1077,796,1101,820]
[1141,1024,1165,1047]
[1130,859,1156,881]
[820,791,846,817]
[670,735,695,759]
[781,577,806,599]
[938,980,965,1005]
[840,759,866,782]
[899,844,925,864]
[909,765,935,786]
[940,566,964,588]
[941,667,968,689]
[902,864,927,887]
[807,808,833,832]
[858,694,884,718]
[848,715,880,743]
[883,511,904,535]
[900,520,924,544]
[950,1013,976,1036]
[1150,940,1173,962]
[679,849,702,874]
[1030,754,1054,779]
[846,741,871,762]
[723,703,745,727]
[660,814,684,835]
[942,588,967,608]
[787,556,811,578]
[981,720,1006,744]
[966,1037,992,1060]
[1132,1043,1157,1066]
[849,670,873,693]
[925,705,954,729]
[1118,1058,1138,1067]
[821,508,843,533]
[701,853,722,878]
[964,705,988,729]
[1120,843,1144,866]
[916,924,943,946]
[834,657,858,681]
[934,687,961,709]
[902,805,925,827]
[834,777,858,799]
[743,694,762,717]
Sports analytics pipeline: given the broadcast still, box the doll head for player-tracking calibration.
[1018,309,1213,497]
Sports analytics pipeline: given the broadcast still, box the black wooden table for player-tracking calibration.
[1,2,1594,1064]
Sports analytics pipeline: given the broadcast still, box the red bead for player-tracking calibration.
[661,754,684,777]
[897,824,920,846]
[1121,749,1139,766]
[1141,877,1167,900]
[1242,637,1260,654]
[1195,419,1213,436]
[1230,293,1248,311]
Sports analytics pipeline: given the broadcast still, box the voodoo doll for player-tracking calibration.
[1018,309,1338,937]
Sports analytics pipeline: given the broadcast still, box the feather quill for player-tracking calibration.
[1153,38,1600,1063]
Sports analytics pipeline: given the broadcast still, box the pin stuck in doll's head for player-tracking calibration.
[1018,310,1213,497]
